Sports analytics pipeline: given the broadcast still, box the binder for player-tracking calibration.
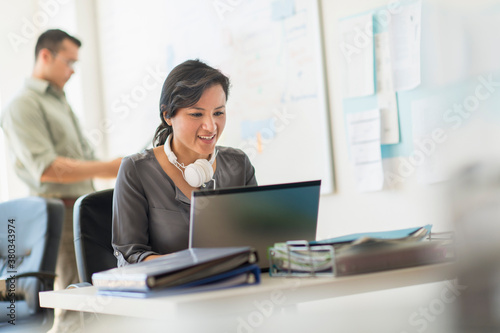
[334,240,448,276]
[92,247,258,292]
[97,264,261,298]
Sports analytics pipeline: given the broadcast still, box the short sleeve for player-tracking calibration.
[244,153,257,186]
[111,156,157,266]
[1,96,57,186]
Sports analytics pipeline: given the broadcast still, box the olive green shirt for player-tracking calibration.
[0,77,95,198]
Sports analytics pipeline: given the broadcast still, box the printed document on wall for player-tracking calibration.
[347,109,384,192]
[375,31,400,144]
[340,13,374,98]
[389,0,422,91]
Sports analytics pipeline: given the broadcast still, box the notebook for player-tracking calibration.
[189,180,321,269]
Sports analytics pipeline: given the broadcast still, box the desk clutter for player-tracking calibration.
[90,226,453,297]
[92,247,260,297]
[268,225,455,277]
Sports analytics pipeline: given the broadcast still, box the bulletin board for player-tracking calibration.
[339,0,500,186]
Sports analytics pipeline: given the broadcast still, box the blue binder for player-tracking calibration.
[310,225,432,245]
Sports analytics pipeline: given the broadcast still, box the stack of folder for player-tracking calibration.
[269,225,453,277]
[93,247,260,297]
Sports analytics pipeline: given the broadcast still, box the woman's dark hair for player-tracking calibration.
[153,59,230,147]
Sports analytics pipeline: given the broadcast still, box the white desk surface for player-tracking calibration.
[39,262,456,321]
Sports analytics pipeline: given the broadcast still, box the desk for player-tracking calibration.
[40,263,457,332]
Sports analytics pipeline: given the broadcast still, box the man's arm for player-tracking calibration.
[40,156,122,184]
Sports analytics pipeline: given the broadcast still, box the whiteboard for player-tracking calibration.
[97,0,334,193]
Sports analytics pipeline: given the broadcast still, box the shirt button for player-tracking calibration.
[115,251,119,256]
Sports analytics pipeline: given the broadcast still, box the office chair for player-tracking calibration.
[0,196,64,330]
[73,189,116,284]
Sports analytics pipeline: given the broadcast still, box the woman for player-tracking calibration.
[112,59,257,266]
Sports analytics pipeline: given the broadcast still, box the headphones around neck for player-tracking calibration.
[163,134,216,188]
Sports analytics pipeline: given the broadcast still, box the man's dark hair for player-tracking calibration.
[35,29,81,60]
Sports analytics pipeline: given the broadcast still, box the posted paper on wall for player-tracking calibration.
[347,109,384,192]
[375,31,400,144]
[389,0,422,91]
[339,13,375,98]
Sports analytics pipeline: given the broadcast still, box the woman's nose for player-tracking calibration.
[202,115,216,131]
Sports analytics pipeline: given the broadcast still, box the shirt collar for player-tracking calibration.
[175,187,191,205]
[25,77,65,98]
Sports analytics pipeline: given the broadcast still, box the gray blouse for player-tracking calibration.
[112,146,257,266]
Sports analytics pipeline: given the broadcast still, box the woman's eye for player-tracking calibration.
[214,111,225,116]
[190,113,202,117]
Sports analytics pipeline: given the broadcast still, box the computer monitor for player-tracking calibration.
[189,180,321,269]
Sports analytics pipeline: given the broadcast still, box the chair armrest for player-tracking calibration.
[11,271,57,281]
[0,271,57,296]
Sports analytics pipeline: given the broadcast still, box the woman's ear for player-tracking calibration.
[163,112,171,126]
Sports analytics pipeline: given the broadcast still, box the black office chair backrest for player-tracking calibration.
[73,189,116,284]
[0,197,64,325]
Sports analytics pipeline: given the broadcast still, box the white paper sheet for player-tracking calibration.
[375,32,400,144]
[339,13,375,98]
[389,0,422,91]
[347,109,384,192]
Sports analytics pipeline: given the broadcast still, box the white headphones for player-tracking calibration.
[163,134,216,188]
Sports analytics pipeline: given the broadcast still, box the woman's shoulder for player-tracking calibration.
[217,146,246,156]
[118,149,161,185]
[121,148,157,168]
[216,146,249,159]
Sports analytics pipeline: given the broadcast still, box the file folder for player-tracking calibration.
[310,224,432,246]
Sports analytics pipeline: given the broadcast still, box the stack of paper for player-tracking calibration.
[269,225,452,277]
[268,243,335,275]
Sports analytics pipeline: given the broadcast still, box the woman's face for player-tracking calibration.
[165,84,226,162]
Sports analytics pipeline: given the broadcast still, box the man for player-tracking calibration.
[0,29,121,332]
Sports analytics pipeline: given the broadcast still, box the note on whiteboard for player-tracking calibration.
[375,32,400,144]
[389,0,422,91]
[347,109,384,192]
[411,97,448,184]
[339,13,375,98]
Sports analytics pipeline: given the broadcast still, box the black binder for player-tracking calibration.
[92,247,258,292]
[97,264,261,298]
